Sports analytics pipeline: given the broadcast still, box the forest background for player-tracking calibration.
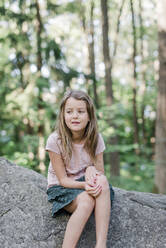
[0,0,166,194]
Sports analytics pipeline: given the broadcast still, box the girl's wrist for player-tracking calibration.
[82,181,86,190]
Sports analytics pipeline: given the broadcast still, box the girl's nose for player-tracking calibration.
[73,111,78,118]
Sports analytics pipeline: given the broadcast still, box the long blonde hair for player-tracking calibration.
[56,90,99,163]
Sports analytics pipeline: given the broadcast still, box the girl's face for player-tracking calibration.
[64,97,89,136]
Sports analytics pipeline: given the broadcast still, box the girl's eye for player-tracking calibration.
[66,110,85,114]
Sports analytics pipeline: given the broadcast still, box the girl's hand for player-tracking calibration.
[85,166,103,186]
[85,166,97,186]
[85,182,102,198]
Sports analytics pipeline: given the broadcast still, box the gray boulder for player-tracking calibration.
[0,157,166,248]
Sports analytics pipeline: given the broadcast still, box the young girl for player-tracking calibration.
[46,90,114,248]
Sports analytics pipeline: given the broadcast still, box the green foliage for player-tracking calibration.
[46,2,61,15]
[36,77,49,90]
[45,40,63,61]
[107,160,155,193]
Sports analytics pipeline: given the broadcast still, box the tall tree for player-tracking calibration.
[130,0,139,149]
[87,0,99,108]
[100,0,120,176]
[79,0,99,108]
[35,0,46,173]
[138,0,147,145]
[36,0,42,71]
[112,0,126,67]
[155,0,166,194]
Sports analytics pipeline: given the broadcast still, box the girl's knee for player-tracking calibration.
[77,192,95,211]
[96,175,109,191]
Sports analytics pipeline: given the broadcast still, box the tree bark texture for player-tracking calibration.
[138,0,147,145]
[36,0,42,71]
[81,0,99,108]
[89,0,99,108]
[100,0,120,176]
[35,0,46,173]
[100,0,113,106]
[112,0,126,64]
[155,0,166,194]
[130,0,139,147]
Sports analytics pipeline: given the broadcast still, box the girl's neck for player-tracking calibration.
[72,131,85,144]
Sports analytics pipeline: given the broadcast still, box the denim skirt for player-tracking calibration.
[47,176,115,217]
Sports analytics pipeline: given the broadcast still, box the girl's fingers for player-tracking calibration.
[86,175,97,186]
[92,186,102,196]
[85,184,96,192]
[86,184,102,196]
[89,188,102,197]
[87,181,94,187]
[85,184,94,191]
[93,185,102,196]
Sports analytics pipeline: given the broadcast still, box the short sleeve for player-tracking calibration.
[45,132,61,154]
[95,133,106,155]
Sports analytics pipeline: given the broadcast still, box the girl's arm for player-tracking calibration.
[48,151,86,189]
[94,152,105,174]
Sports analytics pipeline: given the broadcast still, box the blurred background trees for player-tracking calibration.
[0,0,165,193]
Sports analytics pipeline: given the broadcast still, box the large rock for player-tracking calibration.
[0,157,166,248]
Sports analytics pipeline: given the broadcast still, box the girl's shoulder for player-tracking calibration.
[48,131,59,140]
[98,132,102,138]
[46,131,62,154]
[46,131,60,143]
[97,133,104,142]
[96,133,105,155]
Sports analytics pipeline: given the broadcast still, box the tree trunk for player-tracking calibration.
[100,0,120,176]
[130,0,139,150]
[155,0,166,194]
[36,0,46,173]
[112,0,126,66]
[100,0,113,106]
[89,0,99,108]
[36,0,42,71]
[80,0,99,108]
[139,0,147,145]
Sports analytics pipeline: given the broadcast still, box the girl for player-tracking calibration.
[46,90,114,248]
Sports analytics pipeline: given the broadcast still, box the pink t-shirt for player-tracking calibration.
[46,132,105,188]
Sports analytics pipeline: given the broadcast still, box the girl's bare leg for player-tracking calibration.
[94,175,111,248]
[62,191,95,248]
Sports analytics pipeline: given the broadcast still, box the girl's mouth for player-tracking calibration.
[72,122,80,124]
